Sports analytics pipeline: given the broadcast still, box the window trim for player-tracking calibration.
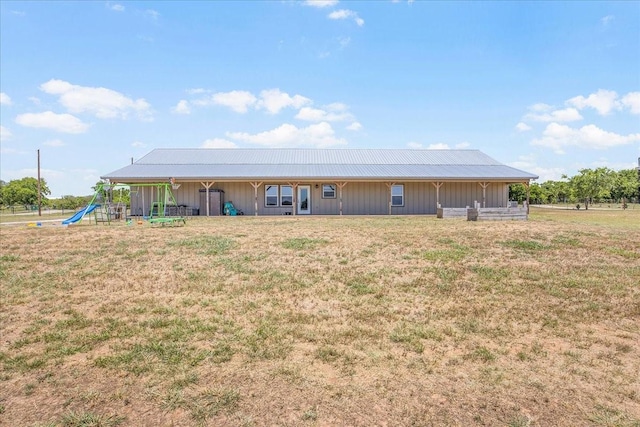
[322,183,336,199]
[265,184,295,207]
[265,185,279,207]
[281,185,293,206]
[391,184,404,207]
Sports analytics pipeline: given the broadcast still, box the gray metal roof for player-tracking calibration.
[102,148,538,182]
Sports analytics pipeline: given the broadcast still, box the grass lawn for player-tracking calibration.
[1,208,639,426]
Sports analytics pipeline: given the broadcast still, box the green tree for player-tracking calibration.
[50,195,90,210]
[529,183,545,204]
[569,167,615,210]
[541,180,571,204]
[0,179,6,206]
[92,180,130,206]
[509,183,527,203]
[2,177,51,207]
[611,169,639,202]
[509,183,545,204]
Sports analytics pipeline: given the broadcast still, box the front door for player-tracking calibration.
[297,185,311,214]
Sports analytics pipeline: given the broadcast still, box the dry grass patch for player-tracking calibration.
[1,211,639,426]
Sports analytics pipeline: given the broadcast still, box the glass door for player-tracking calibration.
[297,185,311,214]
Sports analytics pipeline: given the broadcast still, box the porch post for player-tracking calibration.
[337,182,348,215]
[479,182,490,208]
[200,181,214,217]
[524,181,530,214]
[289,182,299,216]
[432,182,443,208]
[250,182,262,216]
[385,182,396,215]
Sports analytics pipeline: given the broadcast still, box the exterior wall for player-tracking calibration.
[134,181,511,216]
[438,182,509,209]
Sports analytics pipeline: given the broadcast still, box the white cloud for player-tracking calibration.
[621,92,640,115]
[427,143,450,149]
[346,121,362,131]
[529,103,553,112]
[0,92,12,105]
[601,15,614,26]
[295,106,353,122]
[531,122,640,154]
[40,79,152,121]
[202,138,238,149]
[15,111,90,134]
[79,169,100,183]
[197,89,311,115]
[407,142,422,148]
[43,139,65,147]
[303,0,339,7]
[509,158,565,183]
[258,89,311,114]
[226,122,347,148]
[524,107,583,122]
[3,168,64,182]
[1,125,12,141]
[328,9,364,26]
[326,102,347,112]
[566,89,619,115]
[295,107,326,122]
[206,90,257,113]
[29,97,41,105]
[172,100,191,115]
[455,142,470,149]
[186,88,207,95]
[107,3,125,12]
[296,102,355,122]
[515,122,532,132]
[131,141,147,148]
[145,9,160,21]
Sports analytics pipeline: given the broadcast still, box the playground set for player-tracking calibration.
[62,181,186,227]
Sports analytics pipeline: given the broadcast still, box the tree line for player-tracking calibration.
[509,167,640,209]
[0,178,129,211]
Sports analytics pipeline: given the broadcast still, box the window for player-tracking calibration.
[391,184,404,206]
[322,184,336,199]
[265,185,293,207]
[281,185,293,206]
[265,185,278,206]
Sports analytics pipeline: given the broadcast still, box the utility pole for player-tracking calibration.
[37,149,42,216]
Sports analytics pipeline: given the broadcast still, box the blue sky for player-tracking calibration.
[1,1,639,197]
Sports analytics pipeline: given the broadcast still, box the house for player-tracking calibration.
[101,148,538,216]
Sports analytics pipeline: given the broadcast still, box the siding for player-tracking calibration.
[131,181,511,217]
[438,182,508,209]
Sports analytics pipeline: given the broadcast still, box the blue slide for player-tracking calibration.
[62,204,99,225]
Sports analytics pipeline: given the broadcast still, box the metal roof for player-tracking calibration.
[102,148,538,182]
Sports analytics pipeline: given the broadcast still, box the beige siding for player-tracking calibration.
[341,182,387,215]
[131,180,511,216]
[387,182,436,215]
[438,182,509,209]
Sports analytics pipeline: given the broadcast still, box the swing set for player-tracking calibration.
[63,181,185,226]
[129,181,186,226]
